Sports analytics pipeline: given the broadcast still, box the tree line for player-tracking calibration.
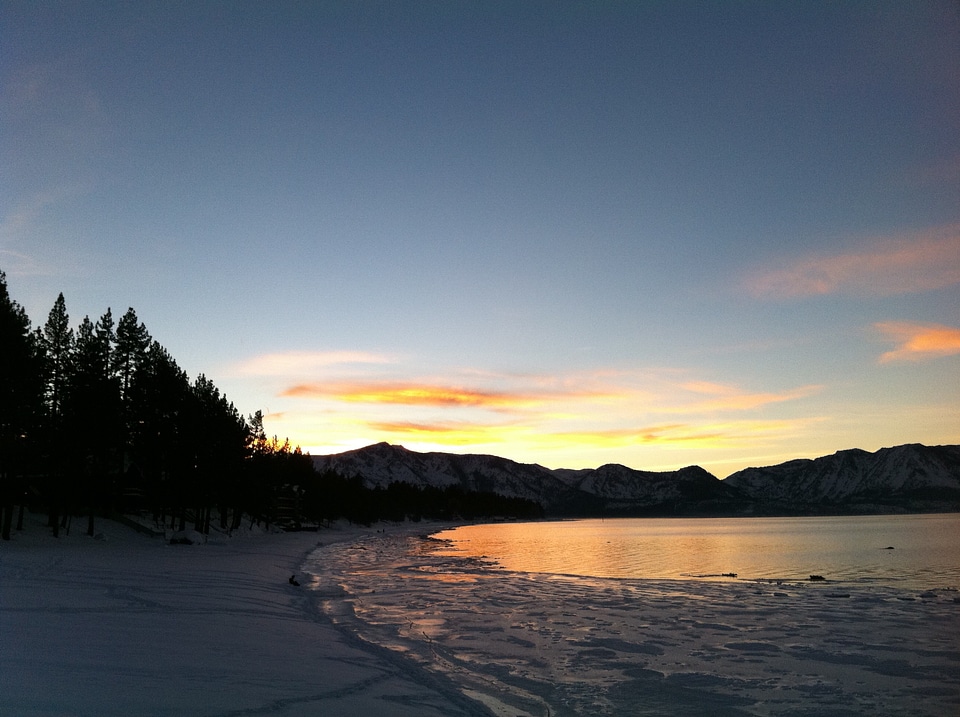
[0,271,540,540]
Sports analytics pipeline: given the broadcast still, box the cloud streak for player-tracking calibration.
[360,417,818,453]
[674,381,822,413]
[283,381,551,409]
[875,322,960,363]
[278,373,817,416]
[745,225,960,298]
[238,351,826,462]
[232,351,393,377]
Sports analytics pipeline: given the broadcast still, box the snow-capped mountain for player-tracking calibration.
[312,442,572,509]
[563,463,734,513]
[312,443,738,515]
[313,442,960,516]
[723,444,960,511]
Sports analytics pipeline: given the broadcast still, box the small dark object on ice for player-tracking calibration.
[288,574,300,586]
[884,546,895,550]
[809,575,825,581]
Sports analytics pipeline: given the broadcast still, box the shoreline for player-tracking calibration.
[309,522,960,717]
[5,515,959,716]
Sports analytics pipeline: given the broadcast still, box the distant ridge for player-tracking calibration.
[313,442,960,516]
[724,444,960,514]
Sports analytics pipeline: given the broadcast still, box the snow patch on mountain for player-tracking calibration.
[724,444,960,507]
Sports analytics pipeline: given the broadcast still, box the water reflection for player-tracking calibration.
[433,514,960,589]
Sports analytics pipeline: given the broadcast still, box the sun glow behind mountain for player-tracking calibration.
[231,352,834,476]
[5,2,958,476]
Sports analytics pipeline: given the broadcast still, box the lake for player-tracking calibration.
[432,513,960,589]
[307,514,960,716]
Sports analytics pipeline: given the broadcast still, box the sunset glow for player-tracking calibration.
[4,2,957,477]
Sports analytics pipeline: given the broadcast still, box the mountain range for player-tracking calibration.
[312,442,960,517]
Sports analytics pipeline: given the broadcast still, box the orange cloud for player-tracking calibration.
[875,322,960,363]
[282,381,552,409]
[279,371,820,424]
[746,225,960,298]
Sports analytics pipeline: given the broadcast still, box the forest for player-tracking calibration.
[0,271,541,540]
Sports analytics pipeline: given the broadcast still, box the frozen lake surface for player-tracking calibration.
[306,515,960,716]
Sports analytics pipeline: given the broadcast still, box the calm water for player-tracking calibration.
[433,513,960,589]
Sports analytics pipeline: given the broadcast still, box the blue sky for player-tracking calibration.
[3,1,959,477]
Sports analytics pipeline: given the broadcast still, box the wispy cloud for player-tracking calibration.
[875,322,960,363]
[362,417,817,453]
[241,354,823,460]
[0,187,87,276]
[277,368,817,416]
[675,381,822,412]
[232,351,393,377]
[0,248,49,277]
[541,419,811,449]
[745,224,960,298]
[365,420,521,445]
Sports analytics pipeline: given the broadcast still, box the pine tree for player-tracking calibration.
[96,308,116,381]
[115,307,150,405]
[39,293,75,536]
[67,315,122,535]
[182,374,246,533]
[41,293,74,421]
[0,271,43,539]
[127,341,193,529]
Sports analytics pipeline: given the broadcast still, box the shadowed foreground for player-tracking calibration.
[0,517,489,717]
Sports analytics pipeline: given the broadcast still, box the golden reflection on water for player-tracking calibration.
[435,520,749,579]
[432,515,960,585]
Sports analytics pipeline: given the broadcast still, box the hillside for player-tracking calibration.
[313,443,738,516]
[313,442,960,517]
[724,444,960,514]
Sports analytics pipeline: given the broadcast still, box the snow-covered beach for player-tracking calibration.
[3,516,959,717]
[0,517,486,717]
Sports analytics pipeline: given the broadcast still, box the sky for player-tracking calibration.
[3,1,959,478]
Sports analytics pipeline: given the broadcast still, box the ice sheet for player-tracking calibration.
[306,529,960,717]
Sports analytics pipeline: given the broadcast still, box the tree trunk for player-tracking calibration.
[1,503,12,540]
